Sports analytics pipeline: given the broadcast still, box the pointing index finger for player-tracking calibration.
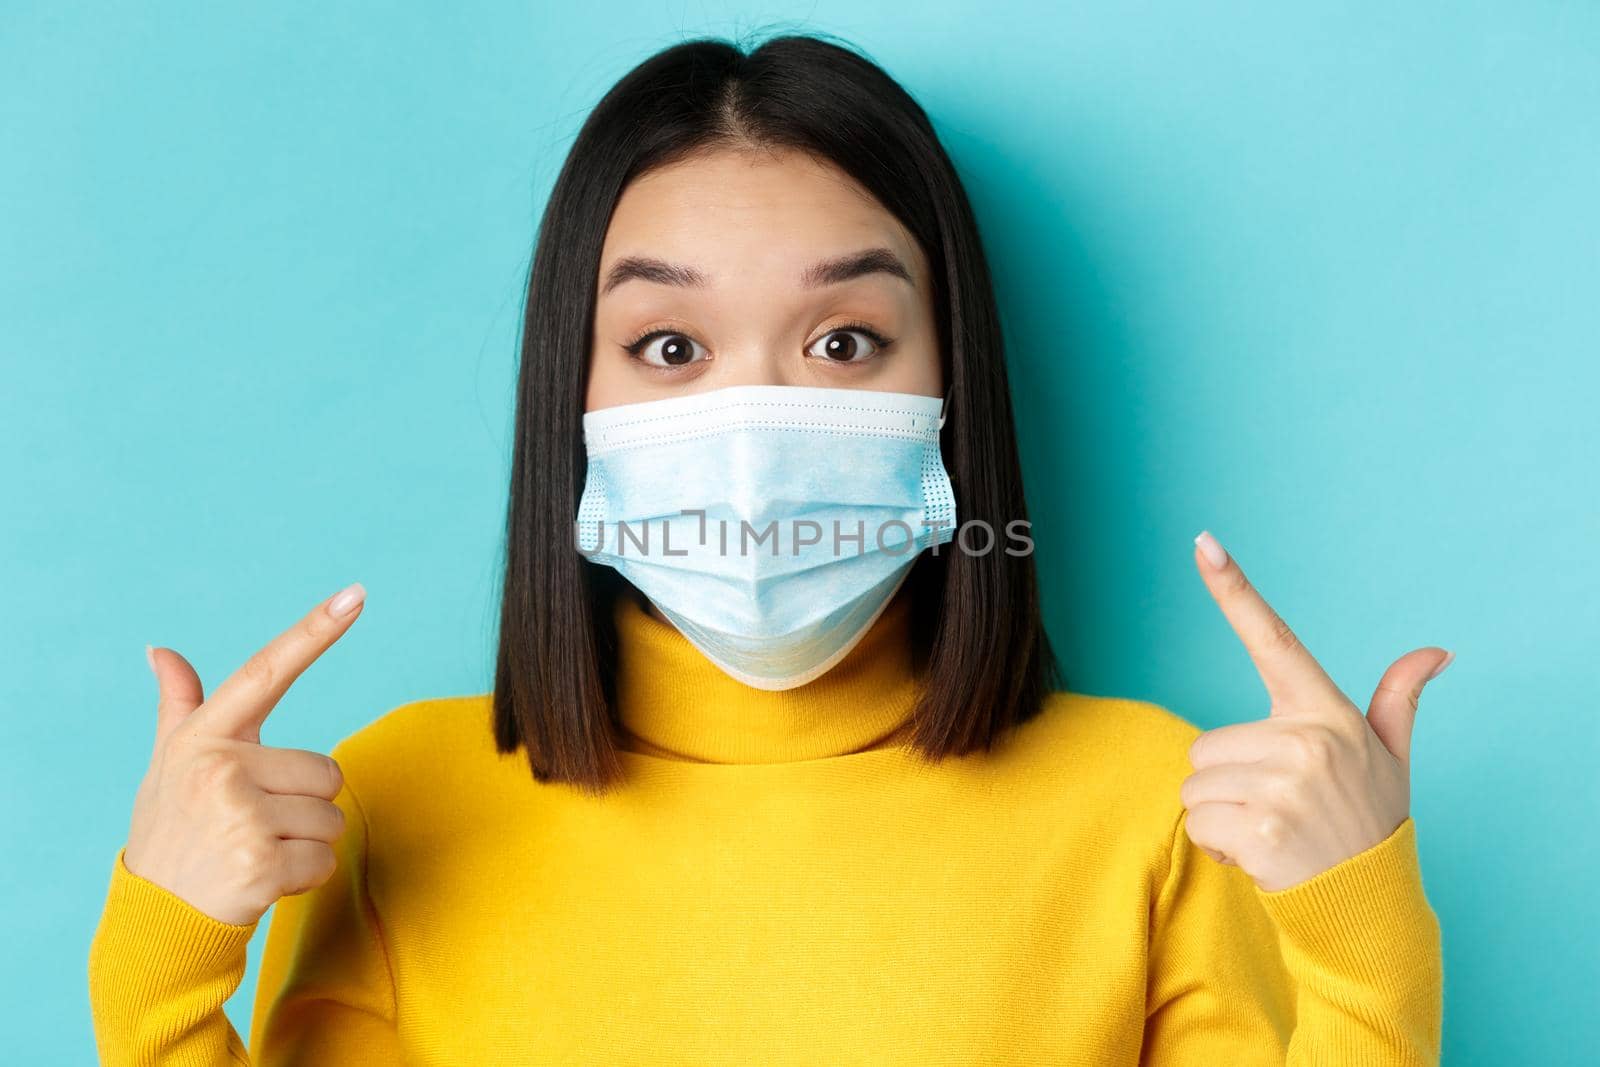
[1192,531,1338,707]
[193,583,366,740]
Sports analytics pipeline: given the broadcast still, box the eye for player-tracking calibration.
[623,330,707,368]
[806,321,893,364]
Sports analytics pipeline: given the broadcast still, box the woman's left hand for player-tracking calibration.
[1179,530,1453,892]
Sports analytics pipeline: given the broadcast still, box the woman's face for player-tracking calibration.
[587,146,942,411]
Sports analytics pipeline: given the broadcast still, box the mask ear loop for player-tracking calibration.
[936,390,951,431]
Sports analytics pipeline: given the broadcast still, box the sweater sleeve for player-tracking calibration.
[87,747,402,1065]
[1141,813,1443,1066]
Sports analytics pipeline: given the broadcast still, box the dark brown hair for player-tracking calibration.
[493,30,1060,792]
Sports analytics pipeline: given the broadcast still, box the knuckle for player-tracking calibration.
[238,651,277,691]
[189,748,241,791]
[1264,613,1300,654]
[1254,809,1291,849]
[1220,567,1253,598]
[299,610,336,647]
[1284,726,1338,771]
[1374,682,1421,713]
[232,838,278,875]
[1263,769,1300,807]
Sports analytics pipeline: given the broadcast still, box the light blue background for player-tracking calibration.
[3,3,1595,1062]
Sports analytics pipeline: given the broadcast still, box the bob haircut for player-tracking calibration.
[493,30,1061,792]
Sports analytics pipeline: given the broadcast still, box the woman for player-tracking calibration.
[89,32,1446,1064]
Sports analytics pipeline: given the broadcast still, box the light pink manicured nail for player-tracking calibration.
[1194,530,1229,569]
[145,643,156,674]
[326,582,366,618]
[1426,649,1455,680]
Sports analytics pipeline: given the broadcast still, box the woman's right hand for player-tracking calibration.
[122,583,367,926]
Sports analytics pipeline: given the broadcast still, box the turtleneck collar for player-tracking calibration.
[610,584,921,764]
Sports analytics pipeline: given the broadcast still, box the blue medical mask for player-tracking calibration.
[575,384,956,690]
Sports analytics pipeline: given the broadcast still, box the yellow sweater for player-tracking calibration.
[89,588,1443,1064]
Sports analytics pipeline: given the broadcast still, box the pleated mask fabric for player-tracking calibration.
[575,384,956,690]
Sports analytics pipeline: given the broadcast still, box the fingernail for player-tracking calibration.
[327,582,366,618]
[1194,530,1229,569]
[145,643,156,675]
[1426,649,1455,680]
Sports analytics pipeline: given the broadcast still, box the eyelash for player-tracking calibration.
[824,320,896,357]
[621,320,896,364]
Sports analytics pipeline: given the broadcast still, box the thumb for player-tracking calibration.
[148,645,205,744]
[1365,646,1453,766]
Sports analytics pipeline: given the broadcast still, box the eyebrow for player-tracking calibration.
[599,246,914,296]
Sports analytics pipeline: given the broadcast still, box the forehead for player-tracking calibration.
[599,147,926,287]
